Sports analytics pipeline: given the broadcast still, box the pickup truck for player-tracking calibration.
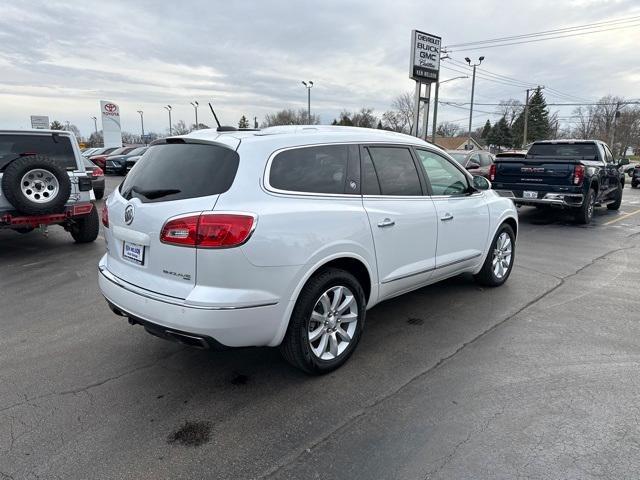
[491,140,628,224]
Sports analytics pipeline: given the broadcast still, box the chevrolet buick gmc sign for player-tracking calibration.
[410,30,441,82]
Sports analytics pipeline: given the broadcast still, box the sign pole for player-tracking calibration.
[422,83,431,141]
[413,81,421,137]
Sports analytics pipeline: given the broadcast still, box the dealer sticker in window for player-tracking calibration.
[123,241,145,265]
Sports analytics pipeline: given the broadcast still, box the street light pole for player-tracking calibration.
[465,56,484,150]
[431,75,468,143]
[190,101,199,129]
[90,116,98,135]
[302,81,314,124]
[164,105,172,135]
[137,110,145,142]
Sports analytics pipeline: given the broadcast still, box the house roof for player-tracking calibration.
[434,136,482,150]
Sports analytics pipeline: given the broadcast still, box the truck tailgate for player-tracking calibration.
[495,159,575,186]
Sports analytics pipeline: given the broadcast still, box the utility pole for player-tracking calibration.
[164,105,172,135]
[190,101,199,129]
[137,110,145,142]
[523,86,544,147]
[465,56,484,149]
[431,75,468,142]
[254,116,258,129]
[302,81,314,124]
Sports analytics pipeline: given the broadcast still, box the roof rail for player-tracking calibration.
[216,126,260,132]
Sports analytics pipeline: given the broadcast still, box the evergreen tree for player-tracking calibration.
[512,87,551,146]
[481,119,492,139]
[50,120,64,130]
[376,120,383,130]
[238,115,250,129]
[496,117,513,149]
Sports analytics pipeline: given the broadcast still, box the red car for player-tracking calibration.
[90,146,137,169]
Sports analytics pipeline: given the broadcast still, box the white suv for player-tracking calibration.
[99,126,517,374]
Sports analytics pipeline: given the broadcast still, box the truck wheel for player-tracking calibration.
[632,181,638,189]
[70,207,99,243]
[574,188,595,224]
[607,183,623,210]
[279,268,366,375]
[1,155,71,215]
[474,223,515,287]
[94,187,104,200]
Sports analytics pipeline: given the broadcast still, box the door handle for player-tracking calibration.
[377,218,395,228]
[440,213,454,222]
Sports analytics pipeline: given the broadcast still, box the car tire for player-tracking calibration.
[632,181,638,189]
[279,268,366,375]
[474,223,516,287]
[94,187,104,200]
[1,155,71,215]
[607,182,623,210]
[574,188,595,225]
[14,227,34,234]
[70,206,99,243]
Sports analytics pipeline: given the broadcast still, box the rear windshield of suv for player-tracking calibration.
[528,143,598,158]
[120,143,239,203]
[0,134,77,170]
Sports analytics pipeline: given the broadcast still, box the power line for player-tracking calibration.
[446,21,640,52]
[445,14,640,48]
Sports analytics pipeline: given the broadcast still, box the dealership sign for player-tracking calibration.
[30,115,49,129]
[100,100,123,148]
[410,30,441,82]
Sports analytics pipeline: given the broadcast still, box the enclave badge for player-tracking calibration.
[124,204,135,225]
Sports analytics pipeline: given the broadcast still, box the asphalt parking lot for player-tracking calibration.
[2,176,640,480]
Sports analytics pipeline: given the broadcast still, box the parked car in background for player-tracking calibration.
[0,129,99,242]
[82,147,100,157]
[492,140,628,224]
[90,146,138,169]
[99,125,518,374]
[125,151,147,172]
[83,157,105,199]
[631,165,640,188]
[105,146,148,175]
[447,150,494,178]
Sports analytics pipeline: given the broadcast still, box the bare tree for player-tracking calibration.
[571,106,596,140]
[391,92,416,134]
[351,108,378,128]
[261,109,320,127]
[436,121,461,137]
[496,99,523,128]
[381,110,404,132]
[171,120,190,135]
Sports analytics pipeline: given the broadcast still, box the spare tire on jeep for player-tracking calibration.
[1,155,71,215]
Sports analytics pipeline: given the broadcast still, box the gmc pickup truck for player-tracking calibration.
[491,140,628,224]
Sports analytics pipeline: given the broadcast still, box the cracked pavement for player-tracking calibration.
[1,176,640,479]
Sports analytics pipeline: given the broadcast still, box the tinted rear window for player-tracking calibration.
[528,143,598,158]
[367,147,422,196]
[0,134,77,170]
[269,145,356,194]
[120,143,239,203]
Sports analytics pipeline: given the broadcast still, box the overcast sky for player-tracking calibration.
[1,0,639,137]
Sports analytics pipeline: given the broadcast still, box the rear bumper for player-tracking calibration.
[0,203,94,228]
[494,190,584,208]
[98,258,286,348]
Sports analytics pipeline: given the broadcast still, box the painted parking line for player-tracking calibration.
[604,208,640,225]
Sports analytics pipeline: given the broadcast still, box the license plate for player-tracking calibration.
[123,241,145,265]
[523,191,538,199]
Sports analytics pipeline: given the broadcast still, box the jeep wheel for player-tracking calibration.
[574,188,595,224]
[70,206,99,243]
[1,155,71,215]
[607,182,623,210]
[280,268,366,375]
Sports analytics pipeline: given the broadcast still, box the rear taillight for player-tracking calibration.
[573,165,585,185]
[489,164,496,181]
[160,213,256,248]
[93,167,104,177]
[101,204,109,228]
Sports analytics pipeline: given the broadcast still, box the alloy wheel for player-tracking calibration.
[492,232,513,280]
[308,285,358,360]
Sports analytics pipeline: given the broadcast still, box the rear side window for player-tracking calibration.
[528,143,597,158]
[0,134,77,170]
[120,143,239,203]
[367,147,422,196]
[269,145,358,194]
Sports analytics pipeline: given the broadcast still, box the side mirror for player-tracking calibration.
[466,161,480,170]
[618,158,630,166]
[472,175,491,191]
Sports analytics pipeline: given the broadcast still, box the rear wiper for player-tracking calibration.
[131,186,181,199]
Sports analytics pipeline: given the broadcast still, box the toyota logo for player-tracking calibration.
[104,103,117,113]
[124,204,135,225]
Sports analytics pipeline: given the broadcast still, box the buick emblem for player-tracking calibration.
[124,204,135,225]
